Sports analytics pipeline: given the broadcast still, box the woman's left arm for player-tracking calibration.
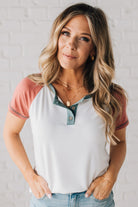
[105,127,126,183]
[85,127,127,200]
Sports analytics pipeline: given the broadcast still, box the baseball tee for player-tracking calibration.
[8,76,129,194]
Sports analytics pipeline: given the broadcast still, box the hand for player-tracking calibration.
[85,173,115,200]
[27,170,52,199]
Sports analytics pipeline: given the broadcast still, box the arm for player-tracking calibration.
[85,127,127,200]
[3,111,33,179]
[3,111,52,199]
[105,127,127,183]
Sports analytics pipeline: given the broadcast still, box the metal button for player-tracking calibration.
[69,116,73,120]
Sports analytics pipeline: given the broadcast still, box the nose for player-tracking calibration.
[67,37,77,50]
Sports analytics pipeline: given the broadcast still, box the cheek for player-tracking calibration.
[79,46,91,59]
[58,37,65,51]
[57,40,63,62]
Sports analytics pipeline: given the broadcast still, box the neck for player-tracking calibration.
[59,69,84,87]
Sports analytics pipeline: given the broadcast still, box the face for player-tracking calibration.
[57,15,95,72]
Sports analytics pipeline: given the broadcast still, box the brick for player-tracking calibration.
[133,18,138,31]
[34,0,59,6]
[21,20,51,33]
[21,0,59,7]
[11,56,38,71]
[98,0,131,8]
[116,42,131,55]
[7,8,28,20]
[22,43,42,56]
[0,8,8,18]
[0,81,9,96]
[130,67,138,78]
[115,67,130,79]
[125,153,138,165]
[0,195,16,207]
[0,59,10,70]
[124,79,138,96]
[0,0,20,7]
[20,0,36,7]
[3,45,22,58]
[0,71,23,82]
[128,123,138,139]
[127,111,138,121]
[106,9,121,19]
[123,31,138,43]
[0,20,20,32]
[48,7,63,20]
[121,7,138,19]
[0,33,9,43]
[0,201,15,207]
[119,55,138,67]
[126,170,138,183]
[10,32,49,44]
[115,199,138,207]
[113,190,124,201]
[60,0,96,7]
[8,180,26,193]
[130,43,138,55]
[14,192,31,205]
[113,19,133,32]
[0,172,12,194]
[27,8,48,20]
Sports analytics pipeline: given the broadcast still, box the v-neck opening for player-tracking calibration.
[49,83,93,107]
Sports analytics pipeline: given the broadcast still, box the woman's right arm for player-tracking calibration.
[3,111,52,199]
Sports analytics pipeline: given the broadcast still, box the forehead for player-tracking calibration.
[64,15,91,33]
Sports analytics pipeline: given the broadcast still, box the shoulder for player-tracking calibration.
[17,75,43,91]
[8,75,43,120]
[110,84,129,130]
[110,84,127,107]
[13,75,44,102]
[14,75,44,106]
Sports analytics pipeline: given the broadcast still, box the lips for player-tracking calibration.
[63,53,77,59]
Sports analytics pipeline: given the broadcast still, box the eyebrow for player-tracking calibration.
[63,26,91,37]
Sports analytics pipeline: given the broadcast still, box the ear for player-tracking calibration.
[90,48,95,57]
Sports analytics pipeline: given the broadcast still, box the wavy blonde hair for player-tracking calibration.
[28,3,128,145]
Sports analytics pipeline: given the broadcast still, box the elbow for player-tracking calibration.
[3,125,19,143]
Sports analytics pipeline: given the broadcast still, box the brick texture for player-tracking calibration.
[0,0,137,206]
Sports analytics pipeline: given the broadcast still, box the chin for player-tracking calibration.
[60,62,77,70]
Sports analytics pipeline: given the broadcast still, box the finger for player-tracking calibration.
[93,188,102,200]
[35,191,44,199]
[34,180,49,199]
[93,184,111,200]
[37,187,45,198]
[85,181,95,198]
[32,181,44,198]
[93,190,110,200]
[31,184,44,199]
[39,176,52,199]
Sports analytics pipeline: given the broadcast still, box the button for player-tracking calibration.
[69,116,73,120]
[71,106,75,110]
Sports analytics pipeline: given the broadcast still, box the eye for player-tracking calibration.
[61,31,70,36]
[79,37,90,42]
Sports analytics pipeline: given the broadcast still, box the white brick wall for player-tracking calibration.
[0,0,137,206]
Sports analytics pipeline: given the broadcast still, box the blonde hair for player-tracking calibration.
[28,3,128,145]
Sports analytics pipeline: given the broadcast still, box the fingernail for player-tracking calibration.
[85,193,89,198]
[47,194,52,199]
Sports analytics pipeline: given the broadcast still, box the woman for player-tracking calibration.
[3,3,129,207]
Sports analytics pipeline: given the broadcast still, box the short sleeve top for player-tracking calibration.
[8,77,129,194]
